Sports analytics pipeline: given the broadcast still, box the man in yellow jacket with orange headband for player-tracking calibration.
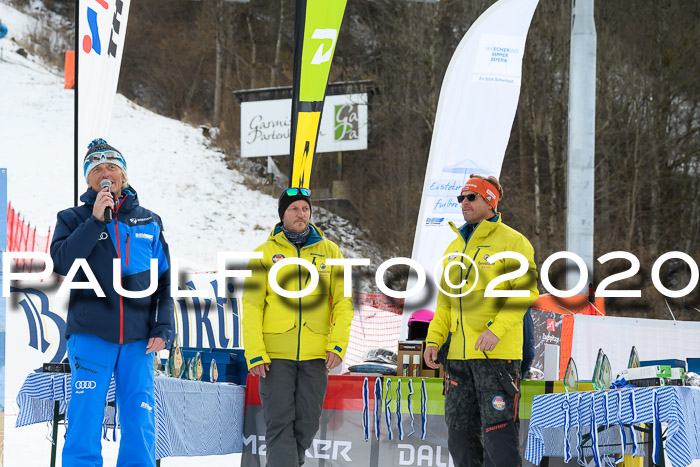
[242,187,354,467]
[424,175,539,467]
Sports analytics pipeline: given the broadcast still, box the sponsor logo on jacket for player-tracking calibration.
[74,380,97,394]
[74,358,98,374]
[492,396,506,411]
[486,421,509,432]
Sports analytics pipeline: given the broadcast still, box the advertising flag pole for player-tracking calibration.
[74,0,80,207]
[566,0,596,292]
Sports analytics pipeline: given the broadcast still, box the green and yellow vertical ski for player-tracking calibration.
[289,0,347,189]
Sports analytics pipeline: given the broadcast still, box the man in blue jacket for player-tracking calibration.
[50,138,173,467]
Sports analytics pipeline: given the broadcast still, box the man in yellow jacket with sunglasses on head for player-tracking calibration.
[424,175,539,467]
[242,187,354,467]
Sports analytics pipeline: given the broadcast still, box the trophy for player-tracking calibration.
[563,357,578,393]
[592,348,612,390]
[209,359,218,383]
[600,354,612,389]
[592,348,604,390]
[153,352,165,376]
[187,352,203,381]
[194,352,203,380]
[186,357,194,380]
[168,336,184,378]
[628,346,640,369]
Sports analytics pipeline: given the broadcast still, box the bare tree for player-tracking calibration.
[115,0,699,317]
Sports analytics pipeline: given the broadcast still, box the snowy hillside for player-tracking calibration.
[0,2,382,278]
[1,2,384,466]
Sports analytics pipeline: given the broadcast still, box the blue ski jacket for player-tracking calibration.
[50,187,174,345]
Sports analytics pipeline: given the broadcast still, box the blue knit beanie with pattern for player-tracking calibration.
[83,138,127,183]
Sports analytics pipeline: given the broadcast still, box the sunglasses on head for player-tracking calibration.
[84,150,123,164]
[457,193,479,203]
[286,188,311,197]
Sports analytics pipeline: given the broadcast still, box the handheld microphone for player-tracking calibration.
[100,179,113,223]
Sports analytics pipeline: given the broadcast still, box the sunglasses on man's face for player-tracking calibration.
[286,188,311,197]
[84,151,123,164]
[457,193,479,203]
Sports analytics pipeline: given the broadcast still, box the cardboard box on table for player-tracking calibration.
[397,340,444,378]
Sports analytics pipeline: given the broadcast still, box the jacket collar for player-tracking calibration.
[271,222,324,248]
[449,213,501,242]
[80,186,139,213]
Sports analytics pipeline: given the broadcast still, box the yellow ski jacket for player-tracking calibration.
[426,215,539,360]
[242,223,354,369]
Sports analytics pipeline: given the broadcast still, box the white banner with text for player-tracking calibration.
[240,93,368,157]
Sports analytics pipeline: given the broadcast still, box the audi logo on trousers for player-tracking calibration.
[75,380,97,390]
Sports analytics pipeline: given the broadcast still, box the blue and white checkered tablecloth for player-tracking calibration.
[153,377,245,458]
[16,372,117,428]
[525,386,700,467]
[16,373,246,459]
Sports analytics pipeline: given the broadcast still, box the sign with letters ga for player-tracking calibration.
[240,93,367,158]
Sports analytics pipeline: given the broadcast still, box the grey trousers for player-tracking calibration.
[259,359,328,467]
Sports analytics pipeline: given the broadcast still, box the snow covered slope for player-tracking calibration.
[1,3,380,466]
[0,2,380,276]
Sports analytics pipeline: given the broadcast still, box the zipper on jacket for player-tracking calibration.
[463,247,480,288]
[114,199,125,344]
[296,246,302,361]
[75,356,108,371]
[280,231,322,361]
[126,233,130,267]
[458,225,482,358]
[460,247,482,358]
[456,219,486,358]
[304,256,317,286]
[459,243,467,358]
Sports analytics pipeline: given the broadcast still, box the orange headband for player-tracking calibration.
[461,177,500,210]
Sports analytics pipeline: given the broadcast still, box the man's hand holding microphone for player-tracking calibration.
[93,179,116,222]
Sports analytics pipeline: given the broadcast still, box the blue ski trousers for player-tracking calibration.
[63,334,155,467]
